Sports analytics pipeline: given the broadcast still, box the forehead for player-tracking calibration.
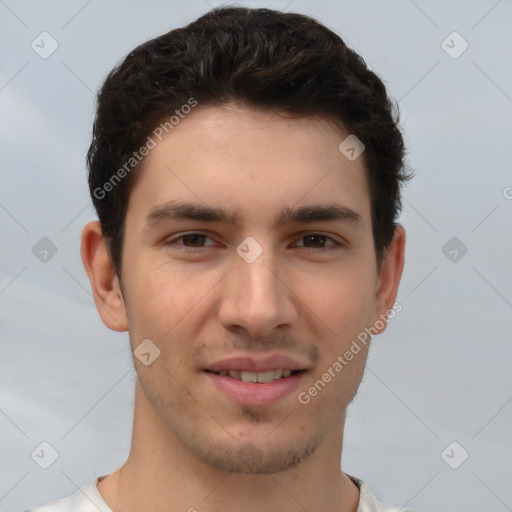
[126,103,371,228]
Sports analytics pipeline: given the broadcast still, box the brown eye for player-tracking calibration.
[296,233,342,250]
[165,232,217,251]
[181,234,207,247]
[302,234,327,248]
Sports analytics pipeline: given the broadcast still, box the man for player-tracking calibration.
[27,6,414,512]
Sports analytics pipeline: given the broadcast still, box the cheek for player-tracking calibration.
[125,258,223,339]
[122,258,183,335]
[296,265,376,336]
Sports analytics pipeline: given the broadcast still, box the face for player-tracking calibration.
[110,103,398,474]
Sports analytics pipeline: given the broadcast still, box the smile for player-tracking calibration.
[207,369,302,383]
[204,369,306,406]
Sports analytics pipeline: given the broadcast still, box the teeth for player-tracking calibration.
[256,371,275,383]
[219,369,296,382]
[241,371,258,383]
[273,369,283,379]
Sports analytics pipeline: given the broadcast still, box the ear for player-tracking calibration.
[80,220,128,332]
[371,224,406,335]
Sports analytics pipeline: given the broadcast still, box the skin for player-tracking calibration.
[81,103,405,512]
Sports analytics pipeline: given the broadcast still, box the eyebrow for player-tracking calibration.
[145,200,362,229]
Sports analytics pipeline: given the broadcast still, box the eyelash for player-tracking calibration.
[165,232,344,253]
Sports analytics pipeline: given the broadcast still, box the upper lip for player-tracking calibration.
[204,354,309,373]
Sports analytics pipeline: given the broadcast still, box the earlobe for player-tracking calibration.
[372,224,406,335]
[80,220,129,332]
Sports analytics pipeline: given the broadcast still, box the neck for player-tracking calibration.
[97,383,360,512]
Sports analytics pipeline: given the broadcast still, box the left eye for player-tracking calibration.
[166,233,342,251]
[295,233,340,249]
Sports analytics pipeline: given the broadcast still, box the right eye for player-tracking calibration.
[164,232,218,251]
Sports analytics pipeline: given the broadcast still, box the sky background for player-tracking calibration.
[1,1,511,511]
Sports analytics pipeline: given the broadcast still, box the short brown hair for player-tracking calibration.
[87,6,412,278]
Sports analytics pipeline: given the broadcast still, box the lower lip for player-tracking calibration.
[204,371,306,406]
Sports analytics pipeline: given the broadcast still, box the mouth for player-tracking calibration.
[203,369,307,406]
[204,368,305,383]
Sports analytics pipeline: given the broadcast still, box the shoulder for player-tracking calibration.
[349,475,418,512]
[23,476,112,512]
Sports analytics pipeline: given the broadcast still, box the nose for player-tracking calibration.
[217,245,298,338]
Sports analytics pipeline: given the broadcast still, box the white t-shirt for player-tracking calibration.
[24,474,415,512]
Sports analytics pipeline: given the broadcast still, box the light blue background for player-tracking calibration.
[1,1,511,511]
